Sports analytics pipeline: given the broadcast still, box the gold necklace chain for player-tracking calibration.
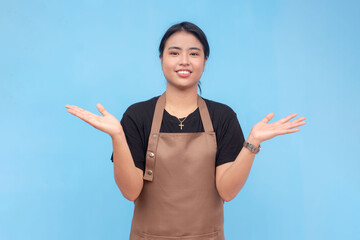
[167,105,198,130]
[176,105,198,130]
[177,116,188,130]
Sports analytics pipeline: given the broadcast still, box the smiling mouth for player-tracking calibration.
[177,70,191,74]
[176,70,191,77]
[176,69,192,73]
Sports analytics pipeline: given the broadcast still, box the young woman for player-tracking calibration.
[65,22,306,240]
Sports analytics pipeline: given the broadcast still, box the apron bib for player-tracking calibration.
[129,92,225,240]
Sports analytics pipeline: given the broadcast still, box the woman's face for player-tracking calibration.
[160,31,207,91]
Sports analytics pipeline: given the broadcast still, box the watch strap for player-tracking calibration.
[243,141,261,154]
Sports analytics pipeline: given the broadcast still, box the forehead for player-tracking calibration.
[164,31,203,50]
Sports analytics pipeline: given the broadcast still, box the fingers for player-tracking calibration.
[276,128,300,136]
[67,107,86,121]
[65,104,85,112]
[96,103,109,116]
[292,120,306,128]
[291,117,306,126]
[278,113,298,124]
[66,105,95,117]
[292,116,306,123]
[278,117,306,134]
[65,104,100,125]
[66,106,91,123]
[262,112,274,124]
[287,116,306,129]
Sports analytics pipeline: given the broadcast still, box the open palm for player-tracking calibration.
[251,112,306,143]
[65,103,122,137]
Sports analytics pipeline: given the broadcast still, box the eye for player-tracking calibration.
[170,52,179,55]
[190,52,199,56]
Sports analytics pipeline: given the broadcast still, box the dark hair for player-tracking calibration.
[159,21,210,95]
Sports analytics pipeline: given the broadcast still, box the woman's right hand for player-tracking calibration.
[65,103,123,137]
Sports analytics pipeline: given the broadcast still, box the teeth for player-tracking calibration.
[178,71,190,74]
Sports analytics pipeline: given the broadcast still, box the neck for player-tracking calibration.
[165,84,199,118]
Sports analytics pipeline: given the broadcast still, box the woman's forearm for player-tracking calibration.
[111,133,143,201]
[218,135,260,202]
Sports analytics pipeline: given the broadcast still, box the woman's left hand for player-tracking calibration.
[249,113,306,145]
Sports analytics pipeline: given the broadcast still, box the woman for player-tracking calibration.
[65,21,306,240]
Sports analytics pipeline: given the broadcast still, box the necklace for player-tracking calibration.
[166,105,198,130]
[177,116,188,130]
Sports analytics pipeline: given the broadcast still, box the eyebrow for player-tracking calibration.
[168,46,201,51]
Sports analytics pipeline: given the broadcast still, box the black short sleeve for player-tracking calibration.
[110,105,146,171]
[215,111,245,167]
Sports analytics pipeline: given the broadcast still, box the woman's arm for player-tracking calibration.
[112,133,144,201]
[65,103,143,201]
[216,135,259,202]
[216,112,306,202]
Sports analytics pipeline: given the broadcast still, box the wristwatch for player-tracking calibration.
[243,141,261,154]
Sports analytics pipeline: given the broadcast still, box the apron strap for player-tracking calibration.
[143,91,214,181]
[143,92,166,181]
[197,95,214,132]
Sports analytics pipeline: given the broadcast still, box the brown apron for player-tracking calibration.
[129,92,225,240]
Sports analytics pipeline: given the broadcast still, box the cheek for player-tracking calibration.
[162,59,176,71]
[194,61,205,72]
[162,62,175,78]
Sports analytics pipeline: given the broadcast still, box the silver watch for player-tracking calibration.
[243,141,261,154]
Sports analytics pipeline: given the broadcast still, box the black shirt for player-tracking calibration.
[110,95,245,171]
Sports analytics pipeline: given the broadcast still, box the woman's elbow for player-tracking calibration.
[221,194,235,202]
[218,188,237,202]
[114,177,143,202]
[123,192,140,202]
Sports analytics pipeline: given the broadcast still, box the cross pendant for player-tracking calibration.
[179,122,184,130]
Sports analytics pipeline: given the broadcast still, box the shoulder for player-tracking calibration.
[123,95,160,118]
[120,95,160,131]
[201,97,237,120]
[200,97,241,136]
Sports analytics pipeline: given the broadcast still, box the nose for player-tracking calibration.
[179,53,190,65]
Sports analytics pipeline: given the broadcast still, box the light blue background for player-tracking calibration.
[1,0,359,239]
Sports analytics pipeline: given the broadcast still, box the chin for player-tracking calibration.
[167,80,198,91]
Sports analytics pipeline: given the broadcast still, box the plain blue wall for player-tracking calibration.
[1,0,359,239]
